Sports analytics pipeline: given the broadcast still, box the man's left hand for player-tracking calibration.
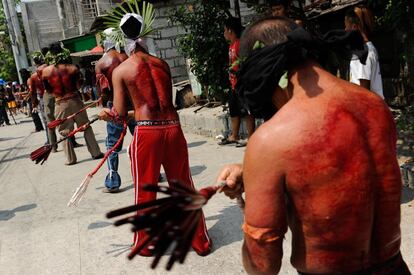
[98,108,113,121]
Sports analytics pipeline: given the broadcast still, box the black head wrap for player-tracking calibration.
[236,27,368,120]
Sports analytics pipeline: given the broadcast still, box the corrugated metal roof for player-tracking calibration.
[305,0,364,19]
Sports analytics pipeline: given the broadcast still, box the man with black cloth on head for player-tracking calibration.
[216,17,411,274]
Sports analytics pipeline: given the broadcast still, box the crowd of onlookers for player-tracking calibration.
[0,81,38,128]
[0,71,99,131]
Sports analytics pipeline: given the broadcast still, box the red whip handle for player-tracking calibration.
[67,98,101,120]
[89,121,127,177]
[55,117,99,145]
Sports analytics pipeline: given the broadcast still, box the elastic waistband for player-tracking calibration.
[135,119,180,127]
[56,93,78,103]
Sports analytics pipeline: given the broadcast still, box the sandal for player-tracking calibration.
[218,138,238,145]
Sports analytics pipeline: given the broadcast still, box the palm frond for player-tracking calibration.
[101,0,156,44]
[126,0,136,14]
[117,3,130,15]
[134,0,140,14]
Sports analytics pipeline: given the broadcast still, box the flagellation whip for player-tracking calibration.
[106,181,245,270]
[47,98,101,129]
[30,116,100,165]
[67,120,127,207]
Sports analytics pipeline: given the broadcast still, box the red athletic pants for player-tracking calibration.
[129,123,211,255]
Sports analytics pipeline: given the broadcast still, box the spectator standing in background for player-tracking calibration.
[345,6,384,99]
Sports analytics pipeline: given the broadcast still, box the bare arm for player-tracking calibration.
[27,77,38,107]
[112,67,128,117]
[99,108,134,121]
[242,130,287,275]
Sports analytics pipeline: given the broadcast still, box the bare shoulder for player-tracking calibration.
[247,112,301,168]
[95,56,107,72]
[334,78,391,120]
[112,60,131,81]
[41,65,54,77]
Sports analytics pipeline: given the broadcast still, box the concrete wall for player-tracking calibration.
[150,0,257,83]
[21,0,62,52]
[151,0,190,83]
[21,0,257,83]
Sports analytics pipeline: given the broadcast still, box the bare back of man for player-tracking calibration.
[113,51,177,121]
[243,62,404,274]
[29,64,47,100]
[42,64,80,98]
[42,62,102,165]
[96,49,127,92]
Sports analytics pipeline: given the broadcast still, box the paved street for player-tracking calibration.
[0,109,413,275]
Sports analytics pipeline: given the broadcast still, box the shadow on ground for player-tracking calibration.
[88,221,112,230]
[0,203,37,221]
[16,119,32,124]
[0,153,30,163]
[206,205,243,252]
[190,165,207,176]
[402,186,414,204]
[96,183,134,192]
[159,165,207,181]
[106,244,131,257]
[0,147,25,153]
[0,136,24,142]
[188,141,207,148]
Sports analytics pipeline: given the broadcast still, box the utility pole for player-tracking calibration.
[96,0,101,16]
[1,0,29,83]
[233,0,241,19]
[56,0,66,39]
[75,0,85,34]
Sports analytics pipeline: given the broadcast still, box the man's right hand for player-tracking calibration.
[217,163,244,199]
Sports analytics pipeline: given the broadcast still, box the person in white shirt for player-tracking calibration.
[345,6,384,99]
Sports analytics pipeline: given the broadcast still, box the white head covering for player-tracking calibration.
[103,28,117,52]
[120,13,144,39]
[119,13,148,56]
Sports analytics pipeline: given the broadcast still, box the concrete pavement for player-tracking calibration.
[0,108,413,275]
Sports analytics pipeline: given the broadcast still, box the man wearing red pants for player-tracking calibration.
[108,13,211,257]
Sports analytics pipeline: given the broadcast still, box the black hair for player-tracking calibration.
[240,16,296,58]
[41,47,49,56]
[49,42,63,55]
[33,56,44,65]
[225,17,243,38]
[120,16,142,39]
[19,68,31,83]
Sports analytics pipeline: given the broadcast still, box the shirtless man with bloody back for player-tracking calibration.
[96,29,135,193]
[110,13,211,257]
[218,18,410,274]
[28,56,49,143]
[42,43,103,165]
